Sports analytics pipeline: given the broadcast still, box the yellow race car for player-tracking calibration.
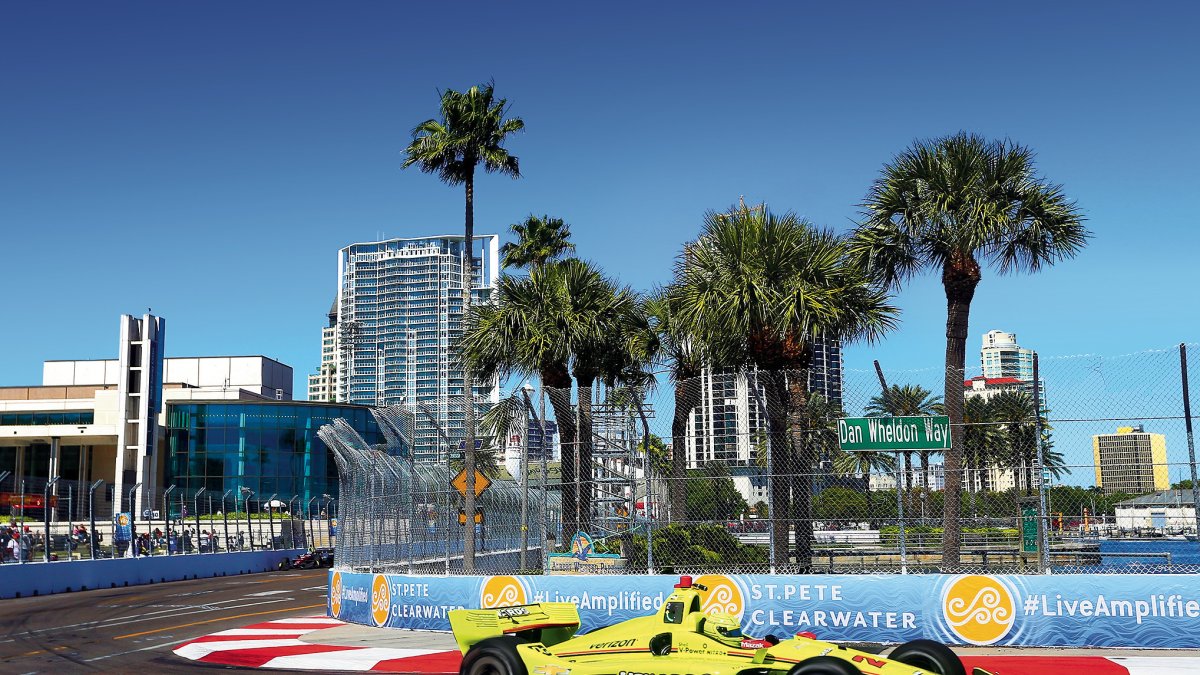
[450,575,992,675]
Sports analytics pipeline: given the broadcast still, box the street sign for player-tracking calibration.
[836,416,951,452]
[452,468,491,499]
[457,440,484,450]
[1019,498,1039,554]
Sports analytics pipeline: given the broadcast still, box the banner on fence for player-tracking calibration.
[327,571,1200,648]
[113,512,132,542]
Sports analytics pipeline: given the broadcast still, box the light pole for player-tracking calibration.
[88,479,104,560]
[127,482,142,558]
[221,489,233,552]
[267,493,278,550]
[163,485,177,555]
[322,494,336,548]
[43,477,60,563]
[288,495,299,549]
[194,488,206,554]
[307,495,318,549]
[519,384,534,571]
[241,487,255,550]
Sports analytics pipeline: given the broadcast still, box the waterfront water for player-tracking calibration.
[1098,538,1200,569]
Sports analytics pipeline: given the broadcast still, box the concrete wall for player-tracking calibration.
[0,548,304,599]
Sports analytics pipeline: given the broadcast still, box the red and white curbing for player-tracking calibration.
[173,616,460,672]
[174,619,1200,674]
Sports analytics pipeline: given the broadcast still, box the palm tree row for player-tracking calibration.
[404,82,1088,570]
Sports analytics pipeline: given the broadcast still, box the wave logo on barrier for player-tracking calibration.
[481,575,527,608]
[695,574,744,620]
[329,570,343,618]
[941,575,1016,645]
[370,574,391,626]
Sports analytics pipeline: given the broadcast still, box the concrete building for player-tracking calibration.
[1093,425,1169,495]
[317,235,501,462]
[0,314,380,521]
[1114,490,1198,532]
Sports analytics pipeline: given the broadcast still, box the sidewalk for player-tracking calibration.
[173,616,1200,674]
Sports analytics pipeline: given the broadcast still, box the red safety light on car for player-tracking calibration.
[675,575,692,589]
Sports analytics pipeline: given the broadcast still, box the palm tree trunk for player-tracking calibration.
[787,371,815,572]
[941,253,980,570]
[670,379,692,525]
[762,372,791,567]
[543,367,575,545]
[462,171,477,572]
[575,376,596,535]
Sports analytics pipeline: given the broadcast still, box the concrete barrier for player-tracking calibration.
[0,549,304,599]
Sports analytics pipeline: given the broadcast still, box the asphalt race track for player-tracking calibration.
[0,567,329,673]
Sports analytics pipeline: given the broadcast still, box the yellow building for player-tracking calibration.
[1092,425,1169,495]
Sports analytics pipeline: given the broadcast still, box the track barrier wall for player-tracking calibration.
[327,571,1200,649]
[0,548,304,599]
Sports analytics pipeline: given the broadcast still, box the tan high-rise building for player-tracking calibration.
[1093,425,1169,495]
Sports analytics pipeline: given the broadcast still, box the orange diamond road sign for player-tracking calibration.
[452,469,491,499]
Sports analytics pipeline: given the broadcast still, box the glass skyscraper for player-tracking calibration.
[318,235,501,461]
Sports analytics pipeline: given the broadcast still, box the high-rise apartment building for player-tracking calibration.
[1093,425,1169,495]
[307,300,339,402]
[683,337,843,469]
[315,235,501,461]
[981,330,1034,381]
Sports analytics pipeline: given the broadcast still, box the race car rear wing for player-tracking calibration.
[449,602,581,653]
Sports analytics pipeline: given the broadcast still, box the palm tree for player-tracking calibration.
[864,384,941,491]
[459,266,574,539]
[641,290,705,524]
[850,133,1088,566]
[960,395,1003,517]
[673,202,897,569]
[501,215,576,270]
[459,258,631,539]
[562,264,641,535]
[831,448,895,520]
[403,82,524,571]
[987,391,1060,495]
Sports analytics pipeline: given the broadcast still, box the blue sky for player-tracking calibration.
[3,2,1199,483]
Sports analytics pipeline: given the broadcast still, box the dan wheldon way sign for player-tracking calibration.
[837,416,951,452]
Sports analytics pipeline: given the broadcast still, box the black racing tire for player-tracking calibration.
[459,636,528,675]
[787,655,860,675]
[888,639,966,675]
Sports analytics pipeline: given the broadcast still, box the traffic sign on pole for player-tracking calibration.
[452,469,491,499]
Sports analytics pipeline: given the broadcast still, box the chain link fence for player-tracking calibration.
[0,476,316,564]
[326,344,1200,576]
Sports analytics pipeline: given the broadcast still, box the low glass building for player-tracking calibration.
[165,402,383,509]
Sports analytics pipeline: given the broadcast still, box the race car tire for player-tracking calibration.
[888,639,966,675]
[460,636,527,675]
[787,656,859,675]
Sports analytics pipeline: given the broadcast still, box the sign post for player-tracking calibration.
[1019,496,1041,569]
[838,416,950,574]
